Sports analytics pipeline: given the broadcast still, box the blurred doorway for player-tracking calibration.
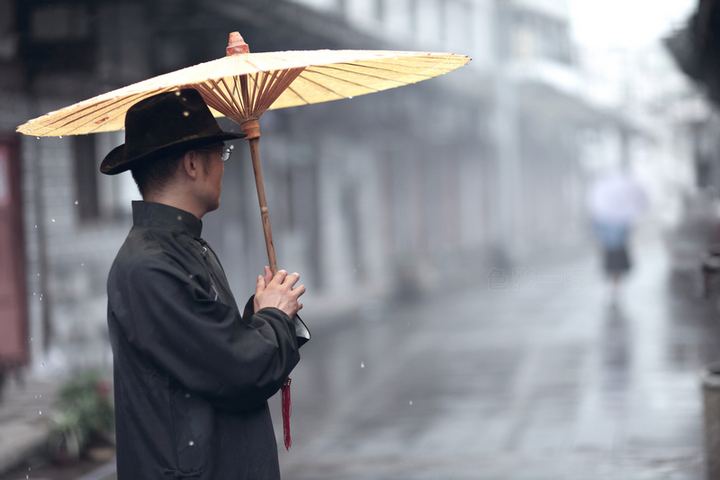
[0,135,28,394]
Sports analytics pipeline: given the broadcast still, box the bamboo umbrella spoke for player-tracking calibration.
[316,64,425,83]
[305,65,404,90]
[67,91,166,135]
[284,85,310,106]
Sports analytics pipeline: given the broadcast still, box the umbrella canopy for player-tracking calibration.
[17,39,470,136]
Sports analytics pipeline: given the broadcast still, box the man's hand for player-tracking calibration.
[254,267,306,318]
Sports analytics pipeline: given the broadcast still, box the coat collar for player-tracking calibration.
[132,200,203,238]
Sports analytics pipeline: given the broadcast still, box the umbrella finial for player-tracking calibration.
[227,32,250,56]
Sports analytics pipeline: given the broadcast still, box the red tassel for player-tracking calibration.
[281,377,292,450]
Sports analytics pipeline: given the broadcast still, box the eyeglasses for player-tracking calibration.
[195,144,234,162]
[221,145,234,162]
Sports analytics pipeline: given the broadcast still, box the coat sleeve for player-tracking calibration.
[119,255,300,412]
[243,295,311,348]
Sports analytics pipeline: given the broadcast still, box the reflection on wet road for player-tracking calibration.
[277,242,717,479]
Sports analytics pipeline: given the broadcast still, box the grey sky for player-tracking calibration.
[569,0,696,50]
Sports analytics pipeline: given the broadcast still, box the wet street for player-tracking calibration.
[64,236,719,480]
[275,239,718,480]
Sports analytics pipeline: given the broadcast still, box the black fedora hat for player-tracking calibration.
[100,88,245,175]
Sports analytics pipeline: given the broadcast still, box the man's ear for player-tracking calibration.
[180,151,202,180]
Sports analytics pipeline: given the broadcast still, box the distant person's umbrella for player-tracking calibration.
[17,32,470,449]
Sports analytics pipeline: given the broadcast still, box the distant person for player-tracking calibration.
[101,89,310,480]
[587,167,647,302]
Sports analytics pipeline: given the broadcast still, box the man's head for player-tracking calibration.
[100,89,243,216]
[130,142,231,213]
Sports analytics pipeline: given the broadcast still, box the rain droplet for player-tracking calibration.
[50,218,55,223]
[182,111,190,117]
[59,136,63,139]
[80,262,85,267]
[349,96,354,99]
[177,215,183,221]
[360,362,365,369]
[175,91,181,96]
[38,410,42,416]
[29,336,33,342]
[32,292,36,296]
[408,400,413,406]
[41,362,45,367]
[188,440,194,446]
[35,137,40,140]
[74,200,79,206]
[34,224,37,229]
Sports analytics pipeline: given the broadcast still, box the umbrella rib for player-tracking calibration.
[250,69,279,116]
[32,90,150,133]
[82,89,179,134]
[220,77,246,119]
[249,73,261,113]
[254,71,271,113]
[257,69,290,113]
[194,81,224,112]
[261,68,304,113]
[270,69,300,107]
[238,74,252,116]
[305,65,410,84]
[300,69,381,93]
[293,73,351,100]
[195,82,232,118]
[241,57,266,111]
[202,79,246,122]
[44,90,162,135]
[83,95,155,134]
[285,84,310,106]
[336,62,430,78]
[229,77,248,118]
[354,57,464,69]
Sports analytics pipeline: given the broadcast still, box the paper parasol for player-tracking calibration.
[18,32,469,274]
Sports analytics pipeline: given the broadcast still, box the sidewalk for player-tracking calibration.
[279,237,715,479]
[0,376,59,477]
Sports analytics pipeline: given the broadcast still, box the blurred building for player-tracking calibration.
[0,0,620,375]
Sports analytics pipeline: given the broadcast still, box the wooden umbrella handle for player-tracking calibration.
[244,124,278,275]
[225,33,277,274]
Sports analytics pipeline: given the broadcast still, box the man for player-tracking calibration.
[102,89,310,480]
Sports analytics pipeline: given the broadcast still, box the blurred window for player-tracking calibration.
[371,0,384,22]
[510,7,572,64]
[23,3,96,75]
[31,4,90,41]
[417,0,441,47]
[73,133,136,226]
[446,0,472,52]
[73,135,101,224]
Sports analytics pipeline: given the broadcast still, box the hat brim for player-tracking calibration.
[100,131,245,175]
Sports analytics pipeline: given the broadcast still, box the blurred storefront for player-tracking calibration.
[0,0,644,376]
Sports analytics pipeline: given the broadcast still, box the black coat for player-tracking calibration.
[106,201,307,480]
